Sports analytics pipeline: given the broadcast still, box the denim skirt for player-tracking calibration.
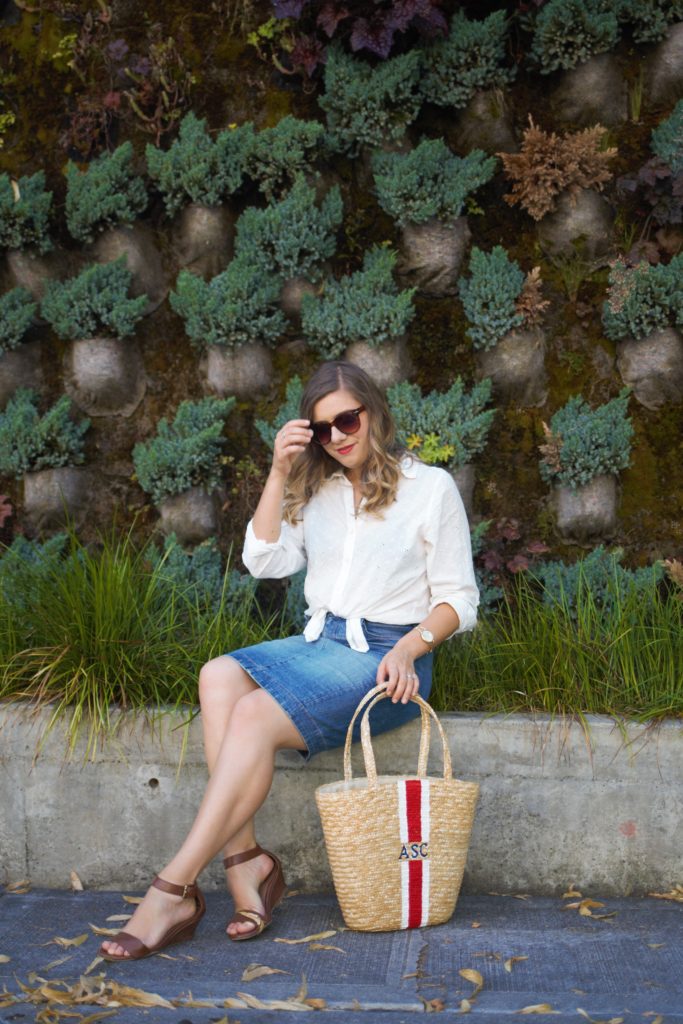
[226,614,433,761]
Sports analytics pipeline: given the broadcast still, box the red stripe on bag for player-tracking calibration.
[405,780,423,928]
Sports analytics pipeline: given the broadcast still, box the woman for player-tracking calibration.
[99,361,478,960]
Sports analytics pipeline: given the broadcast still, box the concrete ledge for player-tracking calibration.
[1,704,681,895]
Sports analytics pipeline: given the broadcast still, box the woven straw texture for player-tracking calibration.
[316,686,479,932]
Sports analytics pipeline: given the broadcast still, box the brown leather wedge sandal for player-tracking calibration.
[98,876,206,962]
[224,845,286,942]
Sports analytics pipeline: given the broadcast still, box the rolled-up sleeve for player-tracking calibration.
[242,518,307,579]
[424,474,479,634]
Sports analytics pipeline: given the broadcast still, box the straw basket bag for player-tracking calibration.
[315,685,479,932]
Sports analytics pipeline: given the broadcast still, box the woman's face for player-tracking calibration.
[311,387,370,479]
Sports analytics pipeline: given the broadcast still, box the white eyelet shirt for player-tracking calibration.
[242,457,479,652]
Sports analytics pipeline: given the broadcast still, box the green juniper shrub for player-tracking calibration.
[530,545,664,620]
[0,534,69,616]
[372,139,497,228]
[300,246,416,359]
[146,112,255,217]
[0,287,37,354]
[617,0,683,43]
[0,389,90,478]
[132,397,236,505]
[234,177,342,281]
[0,170,53,253]
[145,532,257,615]
[387,377,495,470]
[255,375,304,450]
[539,389,633,489]
[651,99,683,176]
[318,45,422,156]
[40,257,147,340]
[65,141,148,243]
[420,9,515,110]
[529,0,620,74]
[458,246,526,351]
[248,116,326,202]
[602,255,683,341]
[170,254,287,350]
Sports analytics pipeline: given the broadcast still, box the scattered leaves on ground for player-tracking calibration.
[308,942,345,953]
[9,973,177,1010]
[51,934,89,949]
[419,995,446,1011]
[458,969,484,996]
[648,884,683,903]
[577,1009,624,1024]
[505,956,529,973]
[241,963,290,982]
[488,891,530,900]
[563,899,616,920]
[516,1004,560,1014]
[41,957,72,972]
[274,930,337,945]
[5,879,31,895]
[70,871,84,892]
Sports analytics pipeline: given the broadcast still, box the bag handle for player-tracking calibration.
[343,685,431,783]
[343,686,453,787]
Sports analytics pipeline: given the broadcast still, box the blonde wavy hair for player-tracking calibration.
[283,361,405,525]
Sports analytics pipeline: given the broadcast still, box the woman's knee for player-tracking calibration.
[198,656,254,708]
[229,690,305,750]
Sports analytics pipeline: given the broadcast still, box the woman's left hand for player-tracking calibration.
[376,647,420,704]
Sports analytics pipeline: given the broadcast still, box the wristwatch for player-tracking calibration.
[415,625,435,652]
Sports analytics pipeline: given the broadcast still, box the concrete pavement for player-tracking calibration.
[1,885,681,1022]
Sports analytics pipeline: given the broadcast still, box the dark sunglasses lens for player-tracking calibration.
[312,423,331,444]
[336,411,361,435]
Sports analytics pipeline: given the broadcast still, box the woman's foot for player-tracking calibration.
[99,880,200,960]
[224,850,278,938]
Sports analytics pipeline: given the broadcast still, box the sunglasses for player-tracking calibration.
[310,406,366,446]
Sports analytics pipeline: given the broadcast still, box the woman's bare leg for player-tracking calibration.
[100,688,305,956]
[198,657,259,858]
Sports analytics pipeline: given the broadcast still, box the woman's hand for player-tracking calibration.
[272,419,313,479]
[376,646,420,704]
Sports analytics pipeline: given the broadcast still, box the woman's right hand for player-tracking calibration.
[271,419,313,478]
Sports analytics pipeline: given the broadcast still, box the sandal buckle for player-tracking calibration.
[181,884,190,899]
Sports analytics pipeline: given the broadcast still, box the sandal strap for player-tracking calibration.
[231,909,266,932]
[223,845,265,870]
[151,875,198,899]
[103,930,152,958]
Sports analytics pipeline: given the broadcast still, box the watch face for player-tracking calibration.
[421,628,434,643]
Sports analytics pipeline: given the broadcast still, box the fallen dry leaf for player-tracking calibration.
[52,934,89,948]
[70,871,84,892]
[305,997,327,1009]
[648,884,683,903]
[122,895,143,905]
[402,971,420,979]
[459,969,484,996]
[516,1004,560,1014]
[223,997,248,1009]
[274,930,337,945]
[309,942,345,953]
[459,998,472,1013]
[419,995,446,1011]
[283,889,303,899]
[41,957,72,971]
[6,879,31,895]
[83,957,104,976]
[105,915,131,923]
[488,891,530,900]
[241,963,289,982]
[646,1016,664,1024]
[576,1009,624,1024]
[0,955,10,963]
[89,925,121,937]
[505,956,529,973]
[471,921,482,928]
[174,995,216,1007]
[647,943,665,949]
[236,990,313,1010]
